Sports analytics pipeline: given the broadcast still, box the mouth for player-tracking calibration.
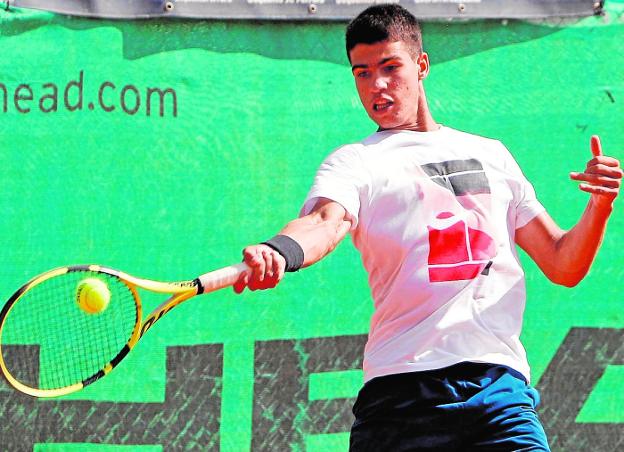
[372,99,394,112]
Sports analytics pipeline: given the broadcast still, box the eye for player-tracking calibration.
[353,69,370,79]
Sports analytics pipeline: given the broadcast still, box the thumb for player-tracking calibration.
[590,135,603,157]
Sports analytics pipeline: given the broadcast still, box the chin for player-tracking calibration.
[370,117,397,130]
[371,113,405,130]
[376,122,401,131]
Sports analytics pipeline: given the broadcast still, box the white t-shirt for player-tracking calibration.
[301,126,545,383]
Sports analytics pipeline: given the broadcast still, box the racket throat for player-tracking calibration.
[140,291,194,337]
[141,309,171,337]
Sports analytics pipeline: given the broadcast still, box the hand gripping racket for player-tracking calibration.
[0,263,248,398]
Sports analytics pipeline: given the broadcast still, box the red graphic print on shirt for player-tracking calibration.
[427,212,496,282]
[421,159,496,282]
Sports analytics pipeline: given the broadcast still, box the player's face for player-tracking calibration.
[349,40,427,131]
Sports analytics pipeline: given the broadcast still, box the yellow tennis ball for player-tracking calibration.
[76,278,110,314]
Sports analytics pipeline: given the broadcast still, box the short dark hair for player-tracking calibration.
[346,4,423,61]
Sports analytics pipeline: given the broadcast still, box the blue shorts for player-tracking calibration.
[350,362,550,451]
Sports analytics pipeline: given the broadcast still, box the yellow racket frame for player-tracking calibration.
[0,263,247,398]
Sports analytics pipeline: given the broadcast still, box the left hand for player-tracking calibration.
[569,135,622,210]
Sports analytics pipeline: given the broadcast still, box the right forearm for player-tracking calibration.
[279,213,351,267]
[234,200,352,294]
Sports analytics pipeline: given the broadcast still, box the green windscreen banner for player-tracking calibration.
[11,0,605,20]
[0,2,623,451]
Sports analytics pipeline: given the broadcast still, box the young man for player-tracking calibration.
[234,5,621,450]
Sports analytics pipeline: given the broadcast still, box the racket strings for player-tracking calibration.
[1,271,138,391]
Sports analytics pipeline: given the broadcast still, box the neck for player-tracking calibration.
[411,83,438,131]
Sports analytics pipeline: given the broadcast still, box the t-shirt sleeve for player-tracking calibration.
[499,142,545,229]
[299,145,368,229]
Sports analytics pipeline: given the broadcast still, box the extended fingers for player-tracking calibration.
[570,140,622,203]
[570,171,622,188]
[577,183,619,197]
[571,157,623,183]
[584,156,621,170]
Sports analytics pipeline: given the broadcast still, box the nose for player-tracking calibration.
[371,72,388,92]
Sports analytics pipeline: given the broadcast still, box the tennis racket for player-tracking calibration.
[0,263,248,398]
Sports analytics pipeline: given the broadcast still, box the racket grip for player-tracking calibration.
[197,262,250,293]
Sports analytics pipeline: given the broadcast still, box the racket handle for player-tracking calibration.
[197,262,250,293]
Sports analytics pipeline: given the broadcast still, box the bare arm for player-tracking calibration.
[233,198,352,293]
[515,136,621,287]
[516,207,612,287]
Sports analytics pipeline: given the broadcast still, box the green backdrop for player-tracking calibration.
[0,2,623,451]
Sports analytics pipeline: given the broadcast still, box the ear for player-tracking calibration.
[417,52,430,80]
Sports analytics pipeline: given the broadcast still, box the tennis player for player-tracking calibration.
[234,5,622,450]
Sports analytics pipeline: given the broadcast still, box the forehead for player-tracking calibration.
[349,40,413,66]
